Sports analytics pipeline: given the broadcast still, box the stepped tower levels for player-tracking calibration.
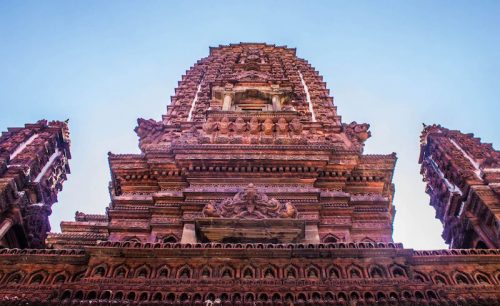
[1,44,500,305]
[419,124,500,249]
[0,120,71,249]
[49,43,397,248]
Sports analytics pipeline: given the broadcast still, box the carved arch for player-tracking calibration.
[6,271,25,284]
[177,265,193,279]
[474,271,492,285]
[368,264,387,278]
[52,271,70,284]
[113,264,130,278]
[123,236,141,243]
[155,265,171,278]
[159,234,179,243]
[262,264,278,279]
[322,234,340,243]
[305,264,321,279]
[389,264,407,278]
[241,265,256,279]
[360,237,375,243]
[220,265,234,278]
[135,264,152,278]
[431,271,450,285]
[91,264,108,277]
[347,264,364,279]
[413,270,430,283]
[327,264,343,279]
[200,265,213,278]
[28,270,48,285]
[453,271,472,285]
[284,264,299,279]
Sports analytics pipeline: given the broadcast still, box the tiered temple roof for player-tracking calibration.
[0,43,499,305]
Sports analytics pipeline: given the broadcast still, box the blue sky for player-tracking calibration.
[1,1,499,249]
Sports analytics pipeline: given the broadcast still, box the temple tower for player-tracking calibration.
[419,124,500,249]
[0,120,71,248]
[1,44,499,305]
[50,43,397,248]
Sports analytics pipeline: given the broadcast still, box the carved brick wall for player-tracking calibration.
[0,120,71,248]
[419,124,499,249]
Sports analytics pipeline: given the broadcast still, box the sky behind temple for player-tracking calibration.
[1,1,499,249]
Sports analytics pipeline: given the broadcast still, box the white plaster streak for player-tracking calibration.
[9,134,39,160]
[429,156,463,196]
[34,149,60,183]
[449,139,482,180]
[298,70,316,122]
[483,168,500,172]
[187,82,203,122]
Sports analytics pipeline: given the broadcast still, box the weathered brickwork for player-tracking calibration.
[0,43,499,305]
[0,120,71,249]
[420,124,500,249]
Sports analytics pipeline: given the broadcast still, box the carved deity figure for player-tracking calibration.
[233,116,247,134]
[218,117,231,135]
[200,183,299,219]
[202,117,218,135]
[202,200,219,217]
[280,201,298,218]
[289,118,303,135]
[249,117,261,135]
[263,118,274,136]
[344,121,371,143]
[276,117,288,136]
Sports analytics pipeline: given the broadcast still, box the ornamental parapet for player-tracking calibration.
[95,241,404,249]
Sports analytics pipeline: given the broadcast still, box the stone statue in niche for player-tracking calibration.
[201,183,298,219]
[249,117,261,135]
[263,118,274,136]
[233,116,247,134]
[276,118,288,136]
[218,117,231,135]
[202,117,218,135]
[289,118,303,135]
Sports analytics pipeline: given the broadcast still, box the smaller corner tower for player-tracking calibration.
[419,124,499,249]
[0,120,71,248]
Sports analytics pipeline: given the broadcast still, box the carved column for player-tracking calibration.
[271,85,281,111]
[0,218,14,240]
[304,223,320,243]
[222,84,234,111]
[181,223,197,243]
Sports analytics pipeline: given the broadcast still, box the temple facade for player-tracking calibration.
[0,120,71,249]
[419,125,499,249]
[0,43,499,305]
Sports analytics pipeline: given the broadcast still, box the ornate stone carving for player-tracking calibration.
[289,118,303,135]
[343,121,371,148]
[201,183,298,219]
[276,117,288,136]
[263,118,274,136]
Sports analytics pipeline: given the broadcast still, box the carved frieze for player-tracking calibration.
[201,183,298,219]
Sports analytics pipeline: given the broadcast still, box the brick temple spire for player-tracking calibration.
[419,124,499,248]
[1,44,499,305]
[0,120,71,248]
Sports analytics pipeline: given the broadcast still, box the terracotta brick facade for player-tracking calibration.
[0,44,498,305]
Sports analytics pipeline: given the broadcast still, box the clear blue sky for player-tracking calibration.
[1,1,499,249]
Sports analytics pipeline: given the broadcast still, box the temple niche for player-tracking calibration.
[0,43,499,305]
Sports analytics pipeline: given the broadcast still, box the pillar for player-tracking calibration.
[180,223,197,244]
[0,218,14,240]
[222,94,232,111]
[304,224,320,243]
